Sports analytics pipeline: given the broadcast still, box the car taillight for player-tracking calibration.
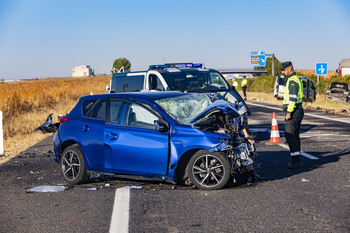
[60,117,69,126]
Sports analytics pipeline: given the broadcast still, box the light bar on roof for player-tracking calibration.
[149,63,203,70]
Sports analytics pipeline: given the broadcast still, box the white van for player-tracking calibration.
[107,63,251,128]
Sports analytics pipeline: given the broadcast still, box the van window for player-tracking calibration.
[149,74,165,91]
[302,80,307,88]
[111,74,144,92]
[161,71,229,92]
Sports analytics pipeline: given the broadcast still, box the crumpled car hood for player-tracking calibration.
[190,100,240,124]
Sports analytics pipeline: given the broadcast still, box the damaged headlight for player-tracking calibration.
[210,141,230,152]
[233,144,253,166]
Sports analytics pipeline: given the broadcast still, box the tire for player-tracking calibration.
[60,144,87,185]
[188,150,230,190]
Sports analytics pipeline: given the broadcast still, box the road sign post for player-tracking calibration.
[316,63,328,97]
[0,111,3,156]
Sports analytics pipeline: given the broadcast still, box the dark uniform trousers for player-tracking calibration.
[242,86,247,98]
[284,107,304,152]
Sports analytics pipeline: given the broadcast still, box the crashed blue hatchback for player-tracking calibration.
[53,91,256,190]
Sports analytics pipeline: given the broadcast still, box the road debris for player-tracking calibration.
[87,187,97,191]
[120,186,142,189]
[301,178,310,182]
[34,113,59,133]
[27,185,65,193]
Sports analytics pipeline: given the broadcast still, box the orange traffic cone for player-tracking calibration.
[269,112,281,143]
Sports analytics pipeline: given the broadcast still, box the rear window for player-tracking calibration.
[329,82,348,91]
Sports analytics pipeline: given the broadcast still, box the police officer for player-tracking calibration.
[241,76,247,100]
[281,61,304,169]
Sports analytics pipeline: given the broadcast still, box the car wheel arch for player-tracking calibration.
[59,140,82,159]
[173,148,201,185]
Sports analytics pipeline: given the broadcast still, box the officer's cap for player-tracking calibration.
[281,61,293,71]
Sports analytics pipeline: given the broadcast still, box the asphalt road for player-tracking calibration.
[0,101,349,232]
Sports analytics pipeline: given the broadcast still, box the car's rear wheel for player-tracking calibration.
[188,150,230,190]
[60,144,87,184]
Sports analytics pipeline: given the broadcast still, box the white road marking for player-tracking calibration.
[278,143,319,160]
[110,188,130,233]
[247,102,350,125]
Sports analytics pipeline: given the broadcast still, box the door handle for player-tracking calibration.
[81,125,90,132]
[106,133,118,140]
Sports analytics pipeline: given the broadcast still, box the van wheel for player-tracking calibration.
[188,150,230,190]
[60,144,87,184]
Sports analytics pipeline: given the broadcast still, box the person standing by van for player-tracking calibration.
[241,76,247,100]
[232,77,239,92]
[281,61,304,169]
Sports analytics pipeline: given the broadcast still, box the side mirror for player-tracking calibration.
[154,120,168,132]
[106,86,110,92]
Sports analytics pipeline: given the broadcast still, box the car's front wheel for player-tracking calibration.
[188,150,230,190]
[60,144,87,184]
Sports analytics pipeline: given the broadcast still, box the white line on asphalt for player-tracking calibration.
[278,143,319,160]
[110,188,130,233]
[247,102,350,124]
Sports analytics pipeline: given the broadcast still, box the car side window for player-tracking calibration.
[124,102,159,130]
[109,99,125,125]
[91,99,106,120]
[84,98,106,120]
[82,99,98,116]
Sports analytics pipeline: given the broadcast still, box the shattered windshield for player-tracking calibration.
[161,71,229,92]
[155,93,213,124]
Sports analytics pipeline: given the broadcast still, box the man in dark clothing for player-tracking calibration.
[281,61,304,169]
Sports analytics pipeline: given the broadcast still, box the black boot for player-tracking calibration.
[288,154,302,169]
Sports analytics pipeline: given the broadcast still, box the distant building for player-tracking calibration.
[72,65,95,77]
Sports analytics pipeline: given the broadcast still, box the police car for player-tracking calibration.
[106,63,251,130]
[274,76,316,102]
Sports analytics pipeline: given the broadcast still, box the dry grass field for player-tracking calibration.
[295,69,337,78]
[0,75,111,164]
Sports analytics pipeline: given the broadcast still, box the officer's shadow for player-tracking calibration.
[250,123,350,182]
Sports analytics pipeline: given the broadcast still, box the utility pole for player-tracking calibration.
[271,53,275,77]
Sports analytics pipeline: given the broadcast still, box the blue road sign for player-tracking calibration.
[251,51,266,67]
[316,63,328,75]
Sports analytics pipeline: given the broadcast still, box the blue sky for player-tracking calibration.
[0,0,349,79]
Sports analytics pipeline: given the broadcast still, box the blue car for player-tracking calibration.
[53,91,255,190]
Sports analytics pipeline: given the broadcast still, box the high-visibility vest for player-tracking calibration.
[283,75,304,112]
[241,79,247,87]
[233,81,239,91]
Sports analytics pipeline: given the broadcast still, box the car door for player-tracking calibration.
[104,98,169,176]
[78,98,106,171]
